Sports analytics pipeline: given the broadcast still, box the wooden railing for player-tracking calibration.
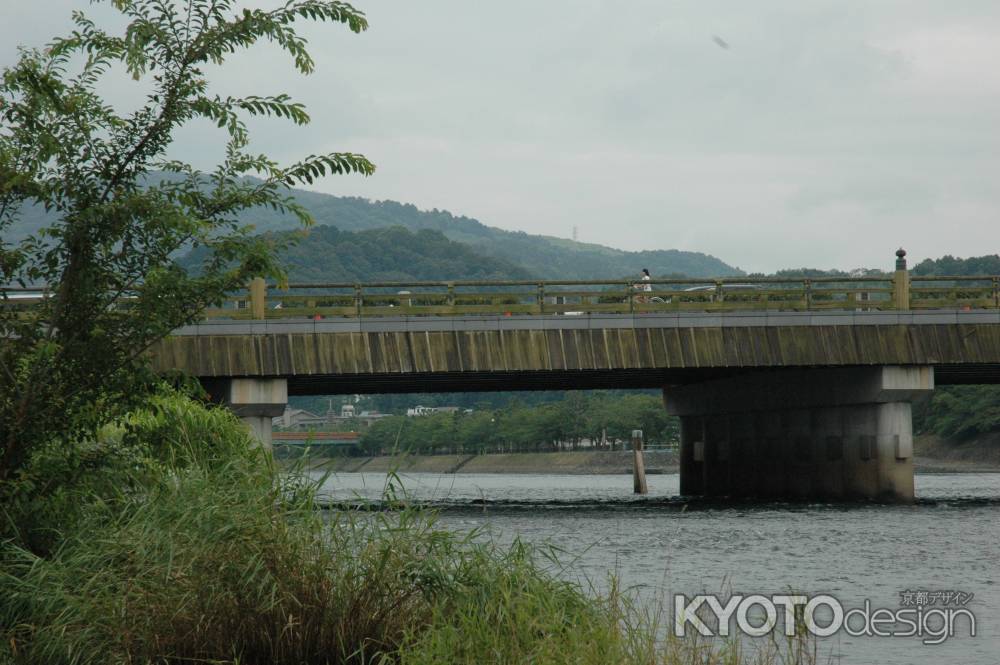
[909,275,1000,310]
[5,250,999,320]
[200,273,1000,320]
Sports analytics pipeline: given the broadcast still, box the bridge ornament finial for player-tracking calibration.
[895,247,907,271]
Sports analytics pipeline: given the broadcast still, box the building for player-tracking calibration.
[275,407,327,430]
[405,405,465,417]
[273,404,390,430]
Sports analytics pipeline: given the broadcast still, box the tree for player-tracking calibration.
[359,416,406,456]
[0,1,373,485]
[455,410,500,454]
[912,255,1000,277]
[914,385,1000,439]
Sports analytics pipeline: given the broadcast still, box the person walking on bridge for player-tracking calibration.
[636,268,653,303]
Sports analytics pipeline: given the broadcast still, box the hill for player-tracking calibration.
[5,181,739,279]
[181,224,533,283]
[234,193,740,279]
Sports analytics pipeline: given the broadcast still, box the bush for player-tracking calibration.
[1,388,263,554]
[1,466,444,663]
[398,543,632,665]
[0,393,814,665]
[0,393,633,664]
[914,385,1000,439]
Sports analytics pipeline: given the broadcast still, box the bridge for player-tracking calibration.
[272,431,360,448]
[151,250,1000,502]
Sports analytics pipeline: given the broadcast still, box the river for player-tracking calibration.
[315,471,1000,665]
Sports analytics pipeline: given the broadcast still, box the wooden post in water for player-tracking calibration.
[249,277,266,320]
[632,429,648,495]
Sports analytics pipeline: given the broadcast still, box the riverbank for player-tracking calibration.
[300,450,680,475]
[914,432,1000,473]
[292,438,1000,475]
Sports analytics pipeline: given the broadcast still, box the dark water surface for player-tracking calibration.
[315,471,1000,665]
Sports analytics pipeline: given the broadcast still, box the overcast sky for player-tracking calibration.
[3,1,998,272]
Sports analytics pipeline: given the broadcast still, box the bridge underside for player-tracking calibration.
[207,364,936,503]
[287,367,734,394]
[274,362,1000,394]
[155,314,1000,502]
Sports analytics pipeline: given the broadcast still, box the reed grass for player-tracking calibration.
[0,392,818,665]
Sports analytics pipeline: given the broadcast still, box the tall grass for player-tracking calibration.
[0,392,819,664]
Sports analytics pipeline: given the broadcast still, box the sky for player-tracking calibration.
[2,1,998,273]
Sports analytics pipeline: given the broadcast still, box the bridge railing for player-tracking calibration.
[199,273,999,320]
[909,275,1000,310]
[7,250,999,320]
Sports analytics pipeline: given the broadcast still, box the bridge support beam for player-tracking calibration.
[205,378,288,450]
[665,366,933,502]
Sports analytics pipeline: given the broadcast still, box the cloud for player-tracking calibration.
[2,0,998,272]
[788,178,938,215]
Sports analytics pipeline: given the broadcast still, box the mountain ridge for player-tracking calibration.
[234,192,741,279]
[5,179,741,279]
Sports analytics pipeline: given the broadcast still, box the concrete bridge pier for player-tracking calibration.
[666,366,933,502]
[205,378,288,450]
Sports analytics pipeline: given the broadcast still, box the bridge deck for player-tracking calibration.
[156,310,1000,394]
[173,309,1000,336]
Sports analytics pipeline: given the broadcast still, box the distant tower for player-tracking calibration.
[572,226,578,242]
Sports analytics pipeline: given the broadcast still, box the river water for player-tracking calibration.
[315,471,1000,665]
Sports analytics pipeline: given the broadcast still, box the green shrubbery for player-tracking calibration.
[0,392,641,664]
[1,391,815,665]
[914,385,1000,440]
[1,392,574,662]
[398,549,634,665]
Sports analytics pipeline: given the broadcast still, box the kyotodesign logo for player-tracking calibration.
[673,591,976,645]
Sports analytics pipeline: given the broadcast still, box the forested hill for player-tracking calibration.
[184,225,534,283]
[277,225,534,282]
[236,193,740,279]
[8,180,740,279]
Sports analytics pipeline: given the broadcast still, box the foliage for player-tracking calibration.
[1,459,441,662]
[397,544,630,665]
[913,385,1000,439]
[912,254,1000,276]
[0,0,372,493]
[744,267,888,279]
[5,384,262,554]
[357,393,678,456]
[0,391,438,663]
[0,391,816,665]
[185,223,534,282]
